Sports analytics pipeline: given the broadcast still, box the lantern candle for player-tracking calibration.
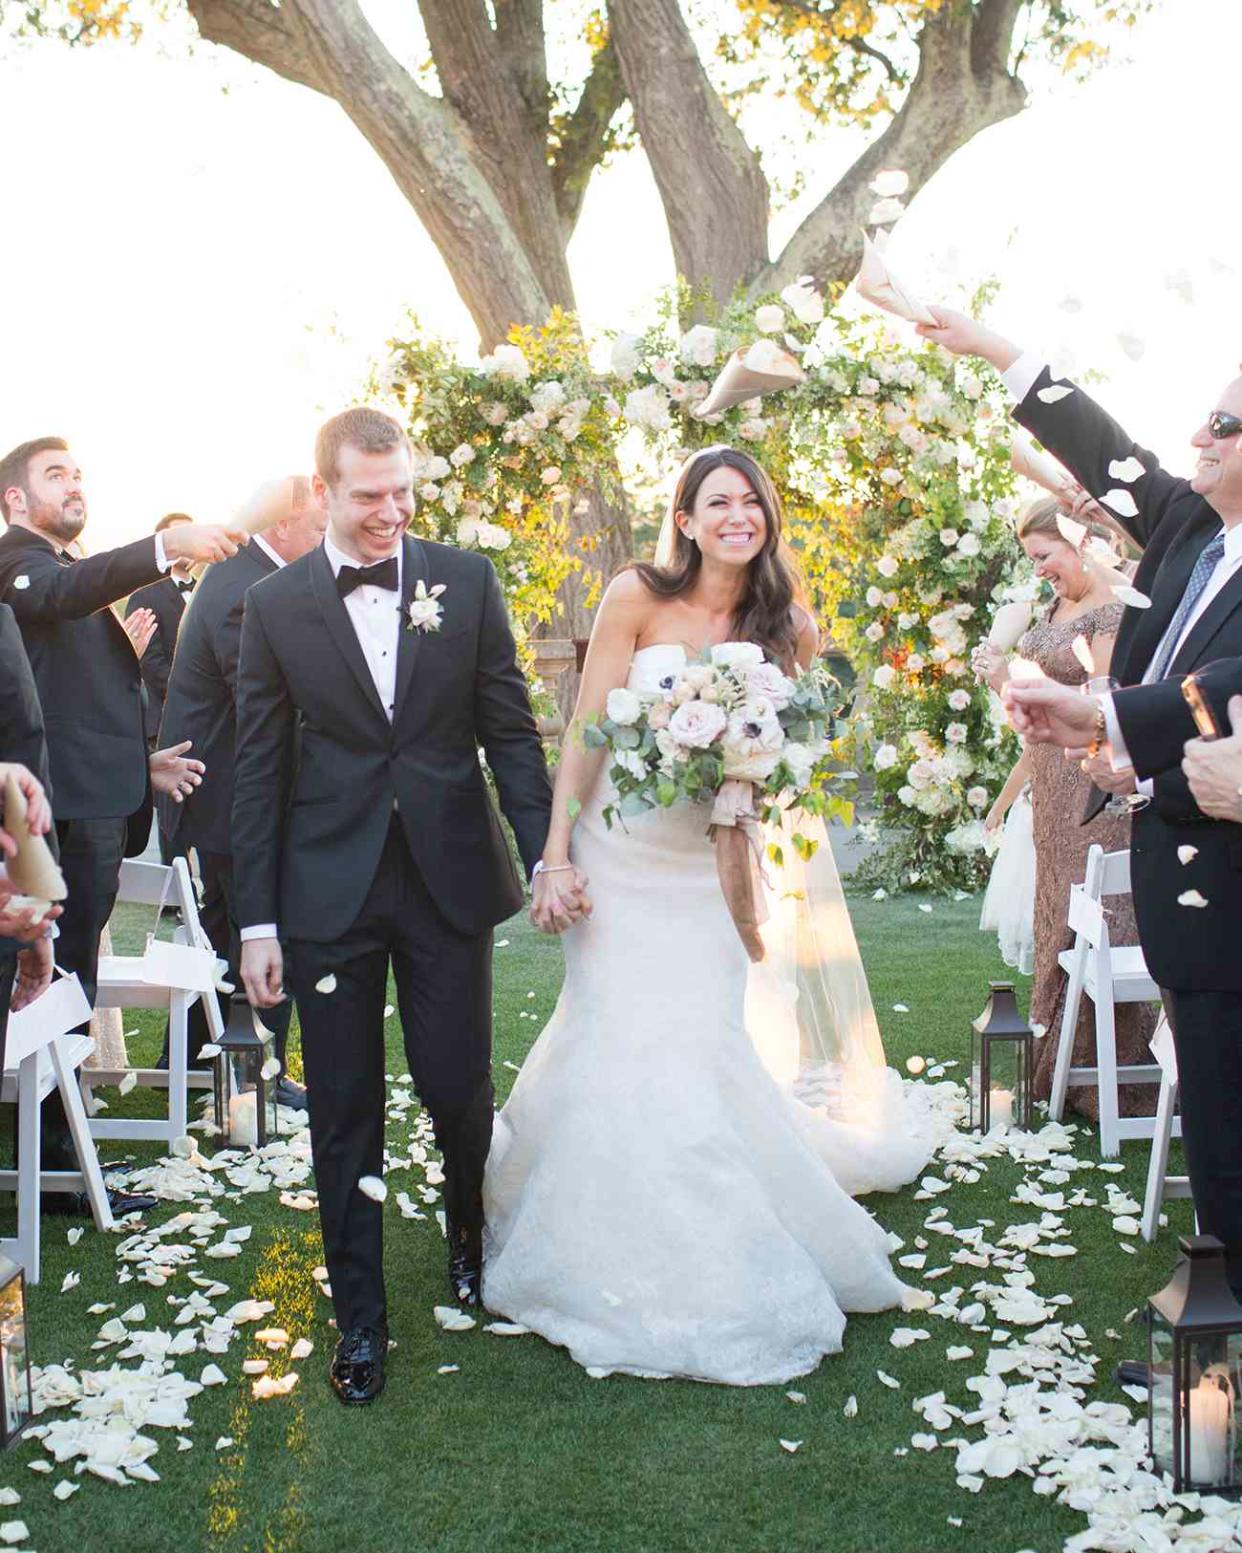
[989,1088,1015,1129]
[228,1093,259,1149]
[1189,1375,1231,1487]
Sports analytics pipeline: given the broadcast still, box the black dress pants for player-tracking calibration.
[286,817,493,1334]
[42,816,127,1165]
[0,951,15,1082]
[1163,987,1242,1301]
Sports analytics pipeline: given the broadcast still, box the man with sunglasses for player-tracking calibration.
[920,306,1242,1327]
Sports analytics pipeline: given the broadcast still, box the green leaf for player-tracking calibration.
[767,842,785,868]
[611,725,641,750]
[566,797,582,821]
[656,781,678,807]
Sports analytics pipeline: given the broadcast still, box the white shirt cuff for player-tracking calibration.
[1000,353,1045,406]
[1100,693,1152,795]
[240,924,278,942]
[153,532,171,573]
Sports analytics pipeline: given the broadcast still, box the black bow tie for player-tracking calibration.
[337,556,399,597]
[175,578,196,595]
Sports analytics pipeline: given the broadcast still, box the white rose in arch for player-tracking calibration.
[479,343,530,381]
[939,528,960,547]
[945,722,969,744]
[947,689,972,712]
[879,468,903,487]
[872,665,896,690]
[876,556,899,578]
[754,303,786,334]
[967,786,989,809]
[610,334,641,380]
[873,744,898,771]
[678,324,720,367]
[449,443,476,468]
[606,688,643,727]
[956,532,982,557]
[897,785,916,807]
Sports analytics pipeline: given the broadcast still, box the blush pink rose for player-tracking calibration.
[668,700,727,749]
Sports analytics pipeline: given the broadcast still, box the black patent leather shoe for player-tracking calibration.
[274,1076,308,1112]
[329,1324,387,1406]
[1115,1360,1152,1390]
[448,1225,483,1309]
[45,1187,159,1219]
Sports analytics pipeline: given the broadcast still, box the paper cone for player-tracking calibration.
[987,601,1033,652]
[694,341,805,418]
[3,773,67,901]
[1009,433,1074,496]
[232,475,312,537]
[854,232,937,327]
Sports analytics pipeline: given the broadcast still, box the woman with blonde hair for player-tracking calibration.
[976,496,1156,1121]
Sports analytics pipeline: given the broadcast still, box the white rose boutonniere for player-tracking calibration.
[406,580,446,633]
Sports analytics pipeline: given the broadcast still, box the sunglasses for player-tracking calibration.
[1208,410,1242,440]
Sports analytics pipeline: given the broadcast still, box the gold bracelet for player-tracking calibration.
[1086,702,1107,760]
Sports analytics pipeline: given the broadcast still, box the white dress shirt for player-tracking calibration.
[998,354,1242,777]
[250,533,286,572]
[241,535,403,943]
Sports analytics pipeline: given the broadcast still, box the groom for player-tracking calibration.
[235,407,563,1404]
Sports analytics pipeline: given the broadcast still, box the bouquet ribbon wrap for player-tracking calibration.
[709,778,769,963]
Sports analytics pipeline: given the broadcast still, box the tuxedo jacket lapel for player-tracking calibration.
[308,543,390,725]
[393,535,428,724]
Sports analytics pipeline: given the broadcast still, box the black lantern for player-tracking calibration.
[970,981,1033,1133]
[212,994,279,1150]
[1148,1235,1242,1495]
[0,1253,33,1448]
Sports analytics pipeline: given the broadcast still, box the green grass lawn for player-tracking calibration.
[12,894,1187,1553]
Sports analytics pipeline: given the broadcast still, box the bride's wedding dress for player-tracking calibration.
[483,645,933,1385]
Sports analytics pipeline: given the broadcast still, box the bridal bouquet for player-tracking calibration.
[583,643,845,959]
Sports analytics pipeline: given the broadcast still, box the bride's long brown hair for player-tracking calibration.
[630,447,811,671]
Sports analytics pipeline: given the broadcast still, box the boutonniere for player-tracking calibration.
[406,580,446,633]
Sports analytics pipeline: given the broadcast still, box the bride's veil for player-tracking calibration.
[746,811,934,1194]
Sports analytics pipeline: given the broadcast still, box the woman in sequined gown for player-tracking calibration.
[979,498,1157,1121]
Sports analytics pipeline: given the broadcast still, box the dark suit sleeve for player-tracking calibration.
[0,536,163,624]
[232,593,295,930]
[1013,368,1187,550]
[1113,659,1242,779]
[473,561,552,877]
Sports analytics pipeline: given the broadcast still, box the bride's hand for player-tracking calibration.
[530,867,591,934]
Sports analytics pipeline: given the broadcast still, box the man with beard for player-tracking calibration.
[0,437,243,1205]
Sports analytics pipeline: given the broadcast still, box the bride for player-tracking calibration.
[483,445,933,1385]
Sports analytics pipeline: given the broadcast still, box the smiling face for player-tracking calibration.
[1190,375,1242,519]
[676,464,768,570]
[315,442,414,564]
[6,446,87,545]
[1020,529,1084,598]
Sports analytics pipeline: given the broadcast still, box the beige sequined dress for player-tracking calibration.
[1019,604,1158,1120]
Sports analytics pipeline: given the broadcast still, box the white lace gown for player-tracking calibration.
[483,646,924,1386]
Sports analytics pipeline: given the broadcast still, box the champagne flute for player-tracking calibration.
[1081,676,1150,815]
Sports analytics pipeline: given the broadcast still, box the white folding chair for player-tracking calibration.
[1050,844,1162,1156]
[81,856,223,1150]
[1141,1014,1192,1242]
[0,973,114,1284]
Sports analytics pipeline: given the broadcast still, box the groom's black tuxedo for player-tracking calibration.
[233,533,551,1333]
[1014,369,1242,1298]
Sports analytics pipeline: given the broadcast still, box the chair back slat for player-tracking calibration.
[115,859,174,908]
[1098,848,1133,897]
[1068,884,1107,949]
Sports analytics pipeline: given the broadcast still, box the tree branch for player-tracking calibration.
[972,0,1026,78]
[185,0,330,93]
[756,3,1027,295]
[494,0,550,124]
[607,0,770,303]
[550,36,626,238]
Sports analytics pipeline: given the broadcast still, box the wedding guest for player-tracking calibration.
[0,436,241,1203]
[975,499,1156,1120]
[126,512,196,747]
[157,477,326,1103]
[924,308,1242,1311]
[979,750,1035,976]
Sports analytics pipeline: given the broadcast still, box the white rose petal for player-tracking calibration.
[778,1439,802,1454]
[1071,636,1095,675]
[1178,846,1199,865]
[358,1175,387,1202]
[13,577,28,591]
[433,1305,476,1333]
[1037,385,1073,404]
[1178,890,1209,908]
[869,168,909,198]
[118,1071,138,1096]
[754,304,785,334]
[483,1322,530,1337]
[843,1395,858,1417]
[260,1058,281,1082]
[876,1370,901,1389]
[1109,456,1146,483]
[314,974,337,995]
[1112,583,1152,609]
[1101,488,1139,519]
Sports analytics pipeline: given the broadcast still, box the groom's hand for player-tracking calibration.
[530,867,592,934]
[241,937,285,1008]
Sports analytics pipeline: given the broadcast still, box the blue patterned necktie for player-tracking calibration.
[1146,531,1226,682]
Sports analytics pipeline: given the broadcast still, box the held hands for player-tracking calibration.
[161,523,247,567]
[1183,696,1242,822]
[241,938,285,1008]
[11,937,53,1011]
[1080,753,1137,796]
[530,865,592,935]
[149,741,205,803]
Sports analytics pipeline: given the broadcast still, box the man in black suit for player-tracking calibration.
[924,311,1242,1302]
[126,512,196,749]
[234,408,574,1405]
[0,436,244,1179]
[158,478,326,1100]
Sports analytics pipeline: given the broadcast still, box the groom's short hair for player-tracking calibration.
[315,408,408,488]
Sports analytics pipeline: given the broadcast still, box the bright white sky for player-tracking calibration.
[1,0,1237,550]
